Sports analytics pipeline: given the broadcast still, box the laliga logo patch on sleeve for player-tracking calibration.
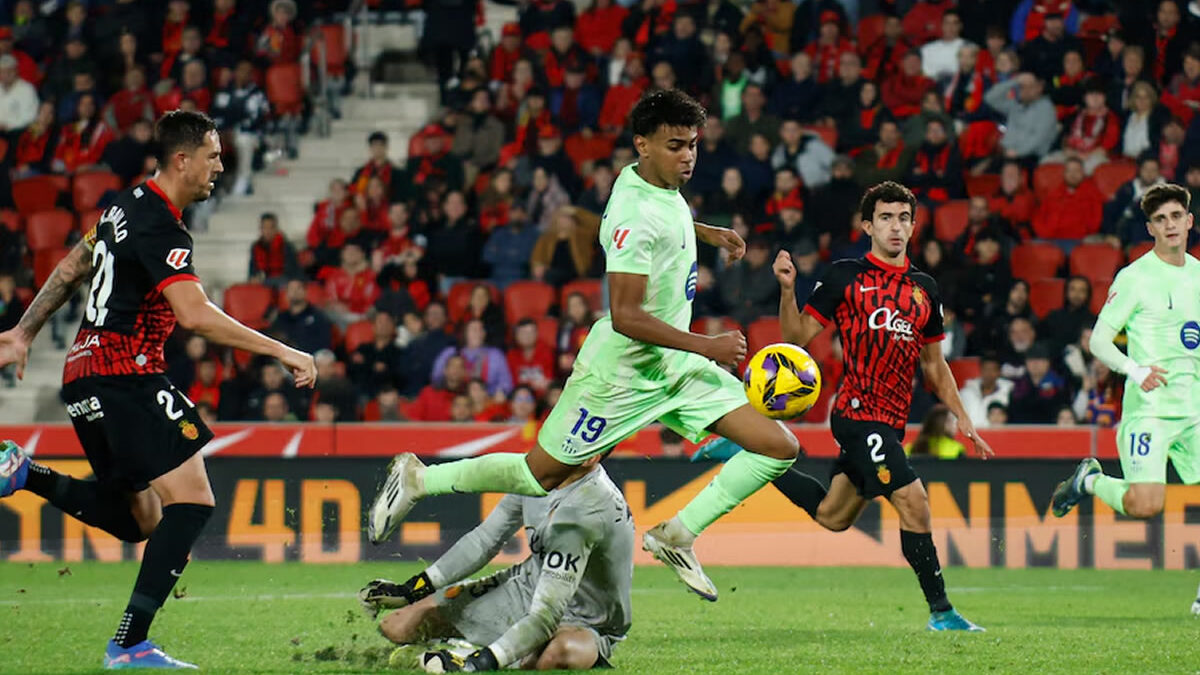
[165,248,191,270]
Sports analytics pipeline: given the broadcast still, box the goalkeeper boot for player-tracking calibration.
[643,522,718,602]
[927,609,986,632]
[104,640,198,669]
[1050,457,1101,517]
[421,646,499,673]
[0,440,30,497]
[690,436,742,463]
[369,453,426,544]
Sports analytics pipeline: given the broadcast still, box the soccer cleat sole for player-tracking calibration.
[368,454,423,544]
[1051,458,1100,517]
[642,531,718,602]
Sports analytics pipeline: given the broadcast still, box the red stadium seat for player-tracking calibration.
[447,281,499,324]
[266,63,305,115]
[78,208,104,234]
[746,317,783,358]
[1069,242,1123,283]
[12,176,62,217]
[504,280,555,323]
[856,14,886,51]
[276,281,328,310]
[948,357,981,388]
[1092,160,1137,201]
[25,210,75,251]
[1033,163,1065,202]
[33,247,71,287]
[934,200,970,242]
[1127,241,1154,262]
[342,320,375,353]
[1089,278,1112,315]
[1011,242,1065,281]
[560,279,603,314]
[1028,278,1065,318]
[534,316,559,350]
[223,283,275,330]
[72,171,121,212]
[965,174,1000,198]
[0,209,21,232]
[312,24,349,77]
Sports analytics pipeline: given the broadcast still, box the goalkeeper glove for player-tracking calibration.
[421,647,500,673]
[359,571,435,617]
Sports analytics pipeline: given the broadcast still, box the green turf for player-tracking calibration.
[0,562,1196,673]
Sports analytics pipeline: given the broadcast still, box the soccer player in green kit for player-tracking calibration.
[368,89,801,604]
[1051,183,1200,614]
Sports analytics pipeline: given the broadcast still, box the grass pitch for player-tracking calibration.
[0,562,1196,674]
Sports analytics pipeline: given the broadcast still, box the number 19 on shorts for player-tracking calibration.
[571,408,607,443]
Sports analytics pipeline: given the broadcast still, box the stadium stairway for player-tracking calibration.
[0,2,519,424]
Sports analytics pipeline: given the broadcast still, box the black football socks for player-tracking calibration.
[771,467,828,519]
[900,529,952,613]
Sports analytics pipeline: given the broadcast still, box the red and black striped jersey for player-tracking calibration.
[63,180,198,384]
[803,252,944,429]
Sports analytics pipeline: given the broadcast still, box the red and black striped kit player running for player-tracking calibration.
[776,182,994,631]
[0,111,316,669]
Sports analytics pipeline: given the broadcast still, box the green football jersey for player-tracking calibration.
[1097,251,1200,418]
[573,163,703,390]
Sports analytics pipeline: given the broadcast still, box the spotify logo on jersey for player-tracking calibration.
[685,262,698,301]
[1181,321,1200,350]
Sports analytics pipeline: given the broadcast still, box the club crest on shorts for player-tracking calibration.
[179,420,199,440]
[877,465,891,485]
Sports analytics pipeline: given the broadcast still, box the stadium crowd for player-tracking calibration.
[6,0,1200,432]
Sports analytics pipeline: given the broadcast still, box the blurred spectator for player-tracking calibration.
[407,126,465,192]
[463,379,505,421]
[526,124,581,197]
[375,259,431,320]
[324,244,380,328]
[307,179,350,253]
[543,24,589,89]
[1020,13,1081,82]
[313,206,376,273]
[1040,275,1094,353]
[525,165,571,230]
[958,353,1013,428]
[906,404,965,458]
[508,318,555,395]
[0,53,37,134]
[954,195,1017,263]
[907,117,963,205]
[837,79,890,154]
[532,206,599,288]
[988,160,1036,232]
[356,176,392,233]
[1146,0,1193,84]
[1008,342,1069,424]
[598,54,647,135]
[102,118,155,185]
[262,392,296,422]
[862,14,912,82]
[904,0,951,46]
[1102,153,1165,246]
[940,44,988,120]
[713,51,748,121]
[1157,117,1187,181]
[804,10,851,84]
[920,9,967,81]
[188,360,223,411]
[987,402,1008,426]
[765,166,802,219]
[956,230,1011,325]
[401,301,454,397]
[656,12,709,95]
[769,52,822,123]
[1031,157,1104,239]
[167,335,209,393]
[44,36,95,106]
[478,169,517,233]
[1119,80,1168,160]
[211,59,270,197]
[103,67,154,134]
[453,89,505,182]
[463,284,507,349]
[737,133,775,201]
[577,161,615,214]
[969,279,1032,355]
[915,238,957,305]
[550,64,601,134]
[351,131,404,201]
[373,203,425,275]
[349,311,405,399]
[819,51,864,126]
[313,401,339,423]
[244,362,306,422]
[788,239,825,307]
[312,348,357,422]
[9,1,51,62]
[449,393,475,423]
[425,190,482,292]
[1046,48,1088,117]
[505,385,540,424]
[692,264,724,318]
[0,274,20,385]
[770,191,808,252]
[720,236,777,326]
[725,83,780,153]
[741,0,795,55]
[52,93,113,174]
[196,402,218,427]
[882,50,935,119]
[256,0,301,65]
[249,213,300,287]
[985,72,1057,168]
[490,23,531,87]
[162,25,207,85]
[557,291,594,356]
[999,314,1038,377]
[1073,359,1122,427]
[854,120,912,189]
[433,318,514,397]
[1055,406,1077,426]
[805,155,861,253]
[1043,79,1119,172]
[1162,44,1200,124]
[206,0,253,71]
[772,118,834,189]
[366,386,406,422]
[482,204,540,288]
[272,279,334,356]
[689,117,738,201]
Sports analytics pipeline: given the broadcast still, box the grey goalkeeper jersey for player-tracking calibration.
[424,466,634,667]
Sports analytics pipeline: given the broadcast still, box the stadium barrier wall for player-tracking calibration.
[0,455,1196,570]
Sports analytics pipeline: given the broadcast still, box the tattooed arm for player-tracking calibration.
[0,240,94,379]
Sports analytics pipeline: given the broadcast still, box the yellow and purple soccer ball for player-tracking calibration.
[743,343,822,420]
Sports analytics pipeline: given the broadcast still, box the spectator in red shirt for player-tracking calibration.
[940,44,989,119]
[489,23,531,89]
[1032,157,1105,239]
[356,176,392,233]
[989,160,1036,233]
[256,0,301,65]
[249,212,300,288]
[1162,43,1200,124]
[373,203,424,274]
[882,50,935,119]
[907,117,963,206]
[598,56,647,136]
[903,0,951,46]
[157,60,212,115]
[52,93,113,174]
[576,0,628,55]
[307,178,350,249]
[862,14,912,82]
[407,353,468,422]
[12,101,55,177]
[102,67,154,133]
[351,131,404,200]
[543,25,590,88]
[324,243,381,328]
[187,360,222,411]
[805,11,853,84]
[1043,79,1119,173]
[507,318,555,394]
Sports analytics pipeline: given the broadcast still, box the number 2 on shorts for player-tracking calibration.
[867,433,886,462]
[570,407,607,443]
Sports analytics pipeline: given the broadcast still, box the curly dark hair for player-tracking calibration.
[629,88,707,138]
[1140,182,1190,218]
[859,180,917,223]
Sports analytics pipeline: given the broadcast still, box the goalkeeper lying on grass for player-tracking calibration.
[361,461,633,672]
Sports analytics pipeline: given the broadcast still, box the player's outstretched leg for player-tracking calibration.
[1050,457,1103,517]
[105,453,214,670]
[646,406,798,601]
[0,440,153,542]
[368,451,554,544]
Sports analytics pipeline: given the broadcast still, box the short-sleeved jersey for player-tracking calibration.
[64,180,198,384]
[1097,251,1200,419]
[573,163,704,389]
[803,253,944,429]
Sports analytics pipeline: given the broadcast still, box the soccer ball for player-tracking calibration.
[743,343,822,420]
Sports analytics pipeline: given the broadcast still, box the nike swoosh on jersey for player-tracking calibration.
[859,285,880,292]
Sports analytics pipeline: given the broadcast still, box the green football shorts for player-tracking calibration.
[1117,416,1200,484]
